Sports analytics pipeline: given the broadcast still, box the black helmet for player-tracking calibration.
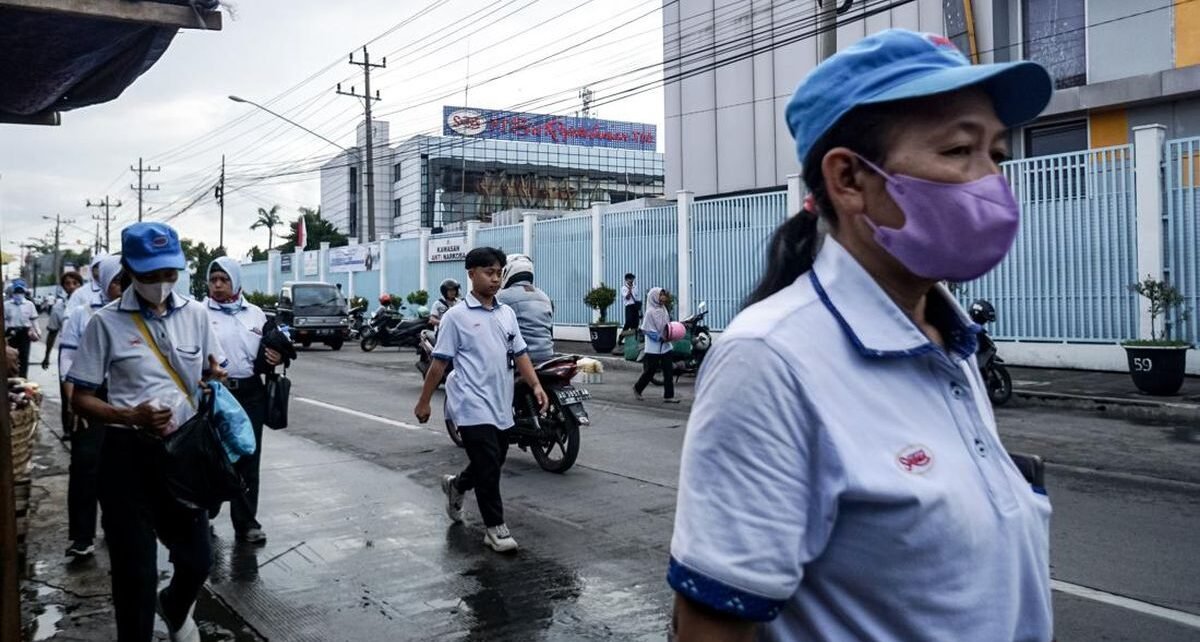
[440,278,461,298]
[968,299,996,325]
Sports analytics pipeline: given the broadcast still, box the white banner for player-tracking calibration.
[329,244,381,273]
[429,236,467,263]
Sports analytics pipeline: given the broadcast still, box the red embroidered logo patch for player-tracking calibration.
[925,34,957,50]
[897,444,934,474]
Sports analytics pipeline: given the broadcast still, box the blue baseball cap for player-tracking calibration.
[121,222,186,274]
[786,29,1053,166]
[11,279,28,292]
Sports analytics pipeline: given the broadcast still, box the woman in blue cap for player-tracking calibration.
[668,30,1055,641]
[69,222,227,642]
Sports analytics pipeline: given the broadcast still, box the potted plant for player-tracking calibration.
[1124,276,1191,396]
[406,290,429,307]
[584,283,619,353]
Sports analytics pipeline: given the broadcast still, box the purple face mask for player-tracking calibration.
[856,155,1020,281]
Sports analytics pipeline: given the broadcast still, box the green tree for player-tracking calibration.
[180,239,227,300]
[246,246,268,262]
[250,205,284,250]
[277,206,348,252]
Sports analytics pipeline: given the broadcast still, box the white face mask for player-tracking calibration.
[133,279,174,304]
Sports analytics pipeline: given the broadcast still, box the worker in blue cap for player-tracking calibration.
[69,221,228,642]
[668,30,1055,641]
[4,278,39,377]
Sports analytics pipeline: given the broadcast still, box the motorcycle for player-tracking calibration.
[415,328,452,384]
[346,305,367,341]
[444,355,591,474]
[360,307,426,352]
[970,299,1012,406]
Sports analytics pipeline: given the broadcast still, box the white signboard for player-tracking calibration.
[429,236,468,263]
[303,251,319,277]
[329,244,381,273]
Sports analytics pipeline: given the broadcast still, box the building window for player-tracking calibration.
[1023,0,1086,89]
[393,162,402,182]
[393,198,402,219]
[1025,120,1088,157]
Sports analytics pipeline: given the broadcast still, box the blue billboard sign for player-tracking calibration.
[442,106,656,152]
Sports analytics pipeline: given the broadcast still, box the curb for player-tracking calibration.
[1013,389,1200,423]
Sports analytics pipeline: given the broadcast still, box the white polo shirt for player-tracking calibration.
[669,237,1052,641]
[204,297,268,380]
[433,291,527,429]
[57,289,107,382]
[3,296,36,329]
[68,288,226,428]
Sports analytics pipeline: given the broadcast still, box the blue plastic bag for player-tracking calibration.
[209,381,256,462]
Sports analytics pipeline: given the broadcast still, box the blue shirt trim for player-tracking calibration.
[59,343,78,350]
[432,352,454,362]
[512,347,528,358]
[1032,485,1048,496]
[65,374,101,390]
[809,271,981,361]
[667,557,785,623]
[809,271,936,360]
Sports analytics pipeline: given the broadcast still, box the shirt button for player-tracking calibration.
[951,384,965,399]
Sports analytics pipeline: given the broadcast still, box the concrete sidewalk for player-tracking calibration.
[557,340,1200,422]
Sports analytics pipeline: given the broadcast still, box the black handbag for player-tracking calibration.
[265,370,291,430]
[161,391,245,512]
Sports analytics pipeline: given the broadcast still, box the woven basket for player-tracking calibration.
[9,404,40,482]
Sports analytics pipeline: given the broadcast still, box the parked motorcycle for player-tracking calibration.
[346,305,367,340]
[415,328,451,384]
[444,355,591,474]
[360,307,427,352]
[969,299,1012,406]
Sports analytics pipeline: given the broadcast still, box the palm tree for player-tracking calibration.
[250,205,283,249]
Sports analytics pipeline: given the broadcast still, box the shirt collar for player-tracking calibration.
[463,291,501,311]
[118,287,188,318]
[810,237,979,360]
[206,296,245,312]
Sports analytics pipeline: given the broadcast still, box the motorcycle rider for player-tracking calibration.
[495,254,555,365]
[429,278,461,328]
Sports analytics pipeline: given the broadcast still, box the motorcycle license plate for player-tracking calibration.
[555,386,591,405]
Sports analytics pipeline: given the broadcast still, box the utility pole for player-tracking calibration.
[337,46,385,243]
[86,196,121,252]
[215,154,226,249]
[41,214,74,279]
[579,87,594,118]
[130,157,160,221]
[816,0,841,62]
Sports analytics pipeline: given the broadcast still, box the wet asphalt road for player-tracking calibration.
[210,346,1200,641]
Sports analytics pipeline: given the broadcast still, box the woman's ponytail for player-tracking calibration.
[744,213,820,307]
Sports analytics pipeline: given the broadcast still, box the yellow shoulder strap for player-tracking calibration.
[132,313,196,409]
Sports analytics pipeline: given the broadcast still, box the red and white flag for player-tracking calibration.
[296,216,308,250]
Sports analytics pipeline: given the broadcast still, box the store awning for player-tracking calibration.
[0,0,223,125]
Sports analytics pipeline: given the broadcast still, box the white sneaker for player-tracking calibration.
[484,524,519,553]
[156,589,200,642]
[442,475,464,523]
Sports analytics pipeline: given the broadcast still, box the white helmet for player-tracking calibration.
[502,253,534,287]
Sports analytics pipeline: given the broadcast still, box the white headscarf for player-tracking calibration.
[207,256,244,312]
[640,287,670,335]
[96,255,124,304]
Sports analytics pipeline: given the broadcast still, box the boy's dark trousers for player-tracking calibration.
[454,425,510,527]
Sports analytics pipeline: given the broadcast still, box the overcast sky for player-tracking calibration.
[1,0,664,271]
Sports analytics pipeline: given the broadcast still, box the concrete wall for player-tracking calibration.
[664,0,947,198]
[319,150,356,237]
[1087,0,1174,84]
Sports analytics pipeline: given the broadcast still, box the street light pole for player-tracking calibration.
[228,95,364,241]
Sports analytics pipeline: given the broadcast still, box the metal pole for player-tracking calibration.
[816,0,838,62]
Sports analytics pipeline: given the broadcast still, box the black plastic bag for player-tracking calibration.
[265,372,291,430]
[162,392,244,512]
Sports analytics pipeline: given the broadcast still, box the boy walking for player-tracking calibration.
[415,247,548,553]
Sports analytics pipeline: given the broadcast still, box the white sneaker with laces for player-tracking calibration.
[484,524,519,553]
[442,474,464,522]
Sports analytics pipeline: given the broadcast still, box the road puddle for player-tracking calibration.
[30,604,63,641]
